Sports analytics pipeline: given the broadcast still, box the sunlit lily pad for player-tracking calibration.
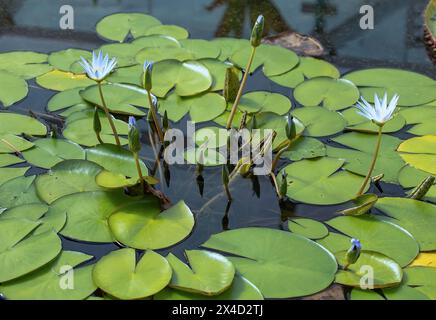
[344,68,436,106]
[0,218,61,282]
[397,135,436,174]
[0,175,41,208]
[383,284,431,300]
[109,200,195,250]
[326,132,405,183]
[269,57,340,88]
[0,154,24,167]
[403,267,436,299]
[35,160,104,204]
[375,197,436,251]
[141,24,189,39]
[36,69,95,91]
[96,13,162,42]
[0,251,96,300]
[321,215,419,267]
[155,274,263,300]
[202,228,337,298]
[231,44,298,76]
[341,107,406,133]
[0,167,30,187]
[399,105,436,135]
[279,157,367,205]
[291,106,347,137]
[47,87,89,112]
[293,78,359,111]
[0,134,33,153]
[282,137,326,161]
[212,38,250,61]
[48,49,91,74]
[288,218,328,240]
[0,112,47,136]
[335,250,403,288]
[235,91,292,115]
[0,70,28,107]
[167,250,235,296]
[93,248,171,300]
[0,51,52,79]
[22,138,85,169]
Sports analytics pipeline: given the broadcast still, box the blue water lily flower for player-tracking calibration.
[128,116,137,128]
[80,51,117,81]
[355,93,399,126]
[350,238,361,251]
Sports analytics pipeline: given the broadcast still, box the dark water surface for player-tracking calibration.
[0,0,435,286]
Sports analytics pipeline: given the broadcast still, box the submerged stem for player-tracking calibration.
[147,91,164,143]
[357,125,384,196]
[226,46,257,129]
[97,82,121,146]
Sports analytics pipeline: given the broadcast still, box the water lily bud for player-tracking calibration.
[250,115,257,132]
[223,67,240,103]
[147,109,154,124]
[128,116,141,153]
[285,115,297,140]
[143,61,153,91]
[93,108,101,134]
[162,110,169,131]
[280,171,288,198]
[345,238,361,266]
[250,15,265,47]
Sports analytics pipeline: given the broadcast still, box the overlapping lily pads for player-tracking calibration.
[397,135,436,174]
[0,51,52,79]
[0,71,28,107]
[0,175,41,208]
[292,106,347,137]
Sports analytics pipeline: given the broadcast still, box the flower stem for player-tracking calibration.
[226,46,257,130]
[271,140,292,173]
[95,132,104,144]
[97,82,121,146]
[357,125,384,196]
[147,91,164,143]
[133,152,144,185]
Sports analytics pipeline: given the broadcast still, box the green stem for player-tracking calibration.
[226,46,257,129]
[357,125,384,196]
[147,91,164,143]
[97,82,121,146]
[95,132,104,144]
[271,140,292,173]
[133,152,144,185]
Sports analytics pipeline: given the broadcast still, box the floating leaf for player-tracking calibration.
[140,24,189,39]
[288,218,329,240]
[212,38,250,61]
[398,165,435,189]
[335,250,403,289]
[0,167,30,186]
[326,132,405,183]
[0,51,52,79]
[109,200,195,250]
[292,106,347,137]
[199,58,241,92]
[0,70,28,107]
[202,228,337,298]
[403,267,436,299]
[338,194,378,216]
[0,176,41,208]
[321,215,419,267]
[36,70,94,91]
[410,252,436,268]
[293,78,359,111]
[235,91,292,115]
[35,160,104,204]
[48,49,91,74]
[0,218,61,282]
[344,68,436,107]
[375,197,436,251]
[350,289,385,300]
[231,44,298,76]
[167,250,235,296]
[399,105,436,135]
[269,57,340,88]
[279,157,367,205]
[0,113,47,136]
[0,154,24,167]
[282,137,326,161]
[383,284,430,300]
[96,13,162,42]
[0,251,96,300]
[397,135,436,174]
[22,138,85,169]
[47,87,88,112]
[0,134,33,153]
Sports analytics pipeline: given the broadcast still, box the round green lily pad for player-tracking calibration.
[292,106,347,137]
[0,167,30,187]
[288,218,329,240]
[282,137,326,161]
[93,248,171,300]
[0,51,52,79]
[199,58,241,92]
[0,154,24,167]
[140,24,189,39]
[36,69,94,91]
[0,134,33,153]
[236,91,292,115]
[47,87,88,112]
[0,112,47,136]
[0,175,41,208]
[397,135,436,174]
[0,70,28,107]
[48,49,91,74]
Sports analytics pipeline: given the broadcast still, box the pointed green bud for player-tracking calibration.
[93,107,101,134]
[128,116,141,153]
[409,176,435,200]
[345,238,361,266]
[285,115,297,141]
[250,15,265,47]
[162,110,169,131]
[279,171,288,198]
[250,115,257,132]
[223,67,240,103]
[143,61,153,91]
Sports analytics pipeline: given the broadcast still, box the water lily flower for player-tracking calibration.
[345,238,361,269]
[80,51,117,82]
[143,61,153,91]
[355,93,399,126]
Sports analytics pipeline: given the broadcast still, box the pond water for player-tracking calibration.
[0,0,435,300]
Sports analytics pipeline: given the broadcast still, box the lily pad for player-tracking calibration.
[375,197,436,251]
[0,51,52,79]
[279,157,367,205]
[202,228,337,298]
[96,13,162,42]
[292,106,347,137]
[0,167,30,186]
[322,215,419,267]
[269,57,340,88]
[93,248,171,300]
[155,274,263,300]
[47,87,88,112]
[383,284,431,300]
[0,134,33,153]
[288,218,329,240]
[141,24,189,39]
[0,154,24,167]
[399,105,436,135]
[36,70,95,91]
[326,132,405,183]
[231,44,298,77]
[167,250,235,296]
[293,77,359,111]
[281,137,326,161]
[403,267,436,299]
[35,160,104,204]
[48,49,91,74]
[235,91,292,115]
[0,70,28,107]
[0,175,41,208]
[0,251,96,300]
[212,38,250,61]
[397,135,436,174]
[109,200,195,250]
[344,68,436,107]
[22,138,85,169]
[0,112,47,136]
[350,289,385,300]
[335,250,403,289]
[199,59,241,92]
[0,218,61,282]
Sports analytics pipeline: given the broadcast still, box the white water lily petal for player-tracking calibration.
[355,93,399,125]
